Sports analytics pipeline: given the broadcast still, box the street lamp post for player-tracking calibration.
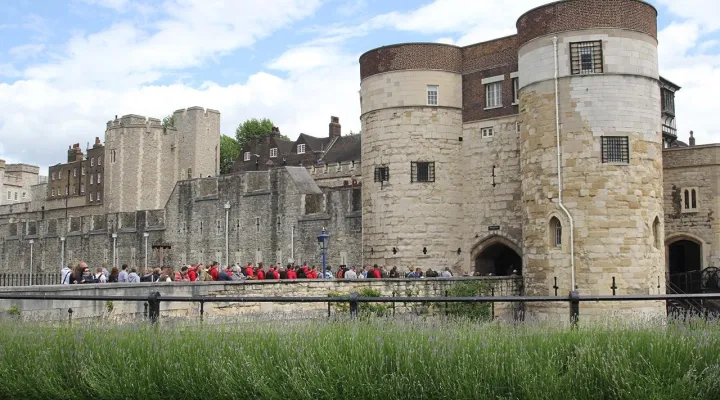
[112,233,118,269]
[29,239,34,286]
[60,236,66,273]
[317,227,330,279]
[224,202,231,269]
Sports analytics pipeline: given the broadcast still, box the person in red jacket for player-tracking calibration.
[286,266,297,279]
[208,262,220,281]
[307,266,318,279]
[256,267,265,280]
[371,264,382,279]
[188,265,198,281]
[244,263,255,278]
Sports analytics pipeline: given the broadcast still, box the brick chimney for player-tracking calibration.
[689,131,695,147]
[67,143,84,163]
[329,116,341,138]
[93,137,102,148]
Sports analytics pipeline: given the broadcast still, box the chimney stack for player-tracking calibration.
[94,137,102,148]
[689,131,695,147]
[329,116,341,138]
[67,143,84,163]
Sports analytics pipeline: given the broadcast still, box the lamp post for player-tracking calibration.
[317,227,329,279]
[112,233,118,269]
[29,239,34,286]
[60,236,66,275]
[143,232,149,270]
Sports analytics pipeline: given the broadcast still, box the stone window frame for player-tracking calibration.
[374,166,389,183]
[549,216,563,249]
[652,216,662,249]
[81,184,85,194]
[570,41,604,75]
[98,156,102,166]
[244,151,251,161]
[411,161,435,183]
[90,157,95,167]
[481,127,494,138]
[90,174,94,185]
[73,168,77,177]
[270,148,278,158]
[297,144,306,155]
[51,188,55,197]
[511,72,519,105]
[601,136,629,164]
[427,85,439,106]
[97,172,102,184]
[482,74,504,110]
[681,187,699,213]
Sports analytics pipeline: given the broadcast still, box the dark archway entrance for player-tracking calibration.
[668,240,702,293]
[474,243,522,276]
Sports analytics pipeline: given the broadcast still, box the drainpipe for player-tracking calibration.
[112,233,117,269]
[29,239,34,286]
[291,225,295,262]
[553,36,576,291]
[143,232,149,270]
[224,202,231,268]
[60,236,66,272]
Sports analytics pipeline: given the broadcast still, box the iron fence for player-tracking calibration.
[0,273,61,287]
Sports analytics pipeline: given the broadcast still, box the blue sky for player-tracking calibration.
[1,0,719,170]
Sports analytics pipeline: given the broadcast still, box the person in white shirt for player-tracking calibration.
[94,267,107,283]
[344,266,358,279]
[441,267,453,278]
[61,264,73,284]
[118,264,129,283]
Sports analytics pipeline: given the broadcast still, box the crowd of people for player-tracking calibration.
[60,262,455,284]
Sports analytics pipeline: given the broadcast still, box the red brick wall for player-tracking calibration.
[516,0,657,46]
[359,43,462,81]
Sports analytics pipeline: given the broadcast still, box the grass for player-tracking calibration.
[0,318,719,400]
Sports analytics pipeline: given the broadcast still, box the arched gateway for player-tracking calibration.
[471,236,522,276]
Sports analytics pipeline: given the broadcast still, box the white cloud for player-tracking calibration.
[77,0,130,12]
[8,43,45,60]
[657,0,720,32]
[337,0,367,16]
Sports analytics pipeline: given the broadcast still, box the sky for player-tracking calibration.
[1,0,719,171]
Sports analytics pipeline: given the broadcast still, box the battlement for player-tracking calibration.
[106,114,165,130]
[4,163,40,174]
[0,159,5,169]
[172,106,220,117]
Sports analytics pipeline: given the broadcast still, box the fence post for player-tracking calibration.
[148,292,161,324]
[569,290,580,328]
[553,277,559,296]
[491,286,495,320]
[199,301,204,322]
[349,292,359,318]
[444,290,448,317]
[143,302,148,320]
[67,308,73,324]
[392,291,396,317]
[610,277,617,296]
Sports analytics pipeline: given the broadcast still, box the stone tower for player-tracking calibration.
[359,44,465,269]
[517,0,665,317]
[104,107,220,213]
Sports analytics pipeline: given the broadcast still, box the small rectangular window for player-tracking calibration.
[97,172,102,184]
[481,127,494,138]
[297,144,306,154]
[244,152,251,161]
[90,174,94,185]
[90,158,94,167]
[427,85,438,106]
[270,148,278,158]
[22,192,26,199]
[512,78,519,104]
[14,192,17,200]
[570,41,603,75]
[59,170,62,179]
[601,136,629,164]
[98,156,102,166]
[81,167,85,176]
[411,162,435,183]
[51,188,55,196]
[65,186,69,195]
[81,184,85,193]
[486,82,502,108]
[97,192,101,201]
[6,191,10,200]
[73,168,77,177]
[51,172,55,181]
[374,166,389,183]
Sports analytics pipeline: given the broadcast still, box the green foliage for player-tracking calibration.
[1,320,720,399]
[219,135,241,174]
[105,300,114,314]
[6,304,20,317]
[327,288,391,317]
[444,281,492,321]
[235,118,289,148]
[162,114,174,129]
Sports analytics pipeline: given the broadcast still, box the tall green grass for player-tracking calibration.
[0,318,718,400]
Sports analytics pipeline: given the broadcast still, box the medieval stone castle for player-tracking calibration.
[0,0,715,316]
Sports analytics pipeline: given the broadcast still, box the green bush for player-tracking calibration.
[443,281,492,321]
[327,288,391,317]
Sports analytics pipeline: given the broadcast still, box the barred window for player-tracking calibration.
[427,85,438,106]
[374,166,389,183]
[570,41,603,75]
[601,136,629,164]
[411,162,435,183]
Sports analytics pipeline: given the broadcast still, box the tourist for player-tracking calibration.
[140,269,153,282]
[441,267,453,278]
[244,263,255,278]
[108,267,119,282]
[336,265,346,279]
[266,265,277,280]
[380,266,388,278]
[287,265,297,279]
[151,268,162,282]
[231,265,245,281]
[175,266,190,281]
[256,264,265,280]
[416,268,424,278]
[389,267,399,278]
[369,264,381,279]
[118,264,129,282]
[196,265,212,281]
[357,266,367,279]
[81,266,94,283]
[344,266,357,279]
[61,263,73,284]
[187,265,198,281]
[218,266,232,281]
[101,263,109,280]
[307,266,318,279]
[425,268,438,278]
[278,265,289,280]
[159,267,173,282]
[406,266,418,279]
[296,265,306,279]
[208,262,220,281]
[127,268,140,283]
[93,267,107,283]
[70,264,83,284]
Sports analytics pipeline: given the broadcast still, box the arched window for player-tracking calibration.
[691,189,697,209]
[684,190,690,209]
[549,217,562,248]
[652,217,661,249]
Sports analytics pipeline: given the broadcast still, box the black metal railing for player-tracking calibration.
[0,273,62,287]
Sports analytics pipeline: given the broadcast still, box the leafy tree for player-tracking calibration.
[162,115,175,129]
[220,135,241,174]
[234,118,289,147]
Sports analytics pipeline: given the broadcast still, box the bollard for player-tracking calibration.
[444,290,449,317]
[392,291,396,317]
[491,286,495,320]
[143,303,148,320]
[148,292,161,324]
[199,301,205,322]
[569,290,580,328]
[67,308,73,324]
[553,277,559,296]
[349,292,359,318]
[610,277,617,296]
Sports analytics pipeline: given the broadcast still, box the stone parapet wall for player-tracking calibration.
[360,70,462,116]
[0,277,522,321]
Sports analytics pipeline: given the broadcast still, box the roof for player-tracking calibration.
[299,133,332,152]
[320,134,361,164]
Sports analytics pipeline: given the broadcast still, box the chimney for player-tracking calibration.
[94,137,102,148]
[67,143,84,162]
[329,116,341,138]
[689,131,695,147]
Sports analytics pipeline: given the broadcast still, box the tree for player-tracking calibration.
[162,115,175,129]
[235,118,288,147]
[220,135,241,174]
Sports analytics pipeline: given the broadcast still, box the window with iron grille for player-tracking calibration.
[601,136,629,163]
[374,166,389,183]
[570,41,603,75]
[411,162,435,183]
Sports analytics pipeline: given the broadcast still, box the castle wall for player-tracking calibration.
[462,116,523,270]
[174,107,221,180]
[518,13,665,318]
[360,70,462,115]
